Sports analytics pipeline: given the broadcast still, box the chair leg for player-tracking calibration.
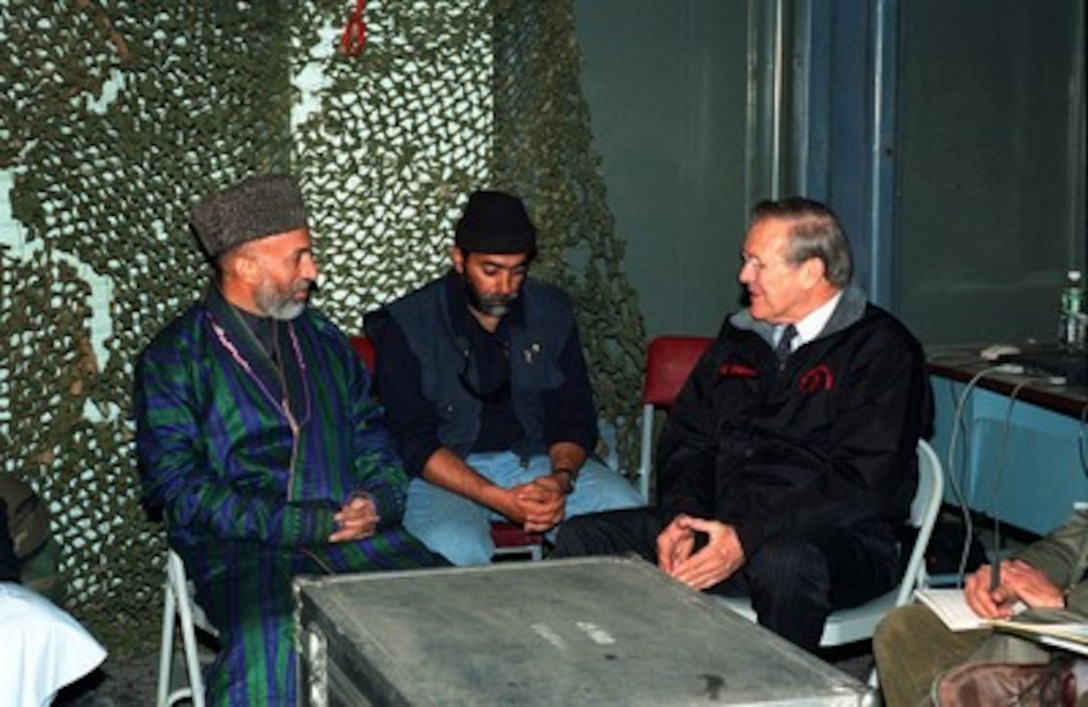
[172,558,206,707]
[159,551,209,707]
[638,405,655,502]
[864,666,883,706]
[156,580,177,707]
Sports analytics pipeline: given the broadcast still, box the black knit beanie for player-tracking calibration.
[454,190,537,255]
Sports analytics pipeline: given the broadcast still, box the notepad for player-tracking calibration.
[991,614,1088,656]
[914,588,999,631]
[915,588,1088,655]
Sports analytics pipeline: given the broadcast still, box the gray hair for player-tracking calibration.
[749,197,853,287]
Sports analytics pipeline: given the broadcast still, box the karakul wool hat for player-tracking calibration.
[190,174,308,257]
[454,190,537,255]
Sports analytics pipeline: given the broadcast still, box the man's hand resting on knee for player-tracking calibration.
[657,514,746,591]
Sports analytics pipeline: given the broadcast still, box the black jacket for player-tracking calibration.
[657,286,933,557]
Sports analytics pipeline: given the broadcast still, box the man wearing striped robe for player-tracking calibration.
[135,174,445,705]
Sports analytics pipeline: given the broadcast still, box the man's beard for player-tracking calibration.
[463,275,517,318]
[256,280,312,321]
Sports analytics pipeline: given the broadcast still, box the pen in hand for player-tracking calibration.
[990,560,1001,592]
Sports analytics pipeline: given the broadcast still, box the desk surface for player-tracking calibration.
[927,345,1088,419]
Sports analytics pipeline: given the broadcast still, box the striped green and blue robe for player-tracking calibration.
[135,288,445,705]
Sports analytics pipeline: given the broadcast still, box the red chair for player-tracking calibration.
[349,335,376,371]
[347,336,545,560]
[635,336,713,502]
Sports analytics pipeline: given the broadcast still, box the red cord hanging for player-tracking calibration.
[340,0,366,57]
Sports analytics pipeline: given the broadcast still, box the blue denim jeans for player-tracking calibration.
[403,451,643,566]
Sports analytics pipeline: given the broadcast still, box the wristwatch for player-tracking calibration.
[553,468,577,495]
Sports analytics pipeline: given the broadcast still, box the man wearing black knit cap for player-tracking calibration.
[366,189,642,566]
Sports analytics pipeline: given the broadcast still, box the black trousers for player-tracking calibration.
[553,508,900,653]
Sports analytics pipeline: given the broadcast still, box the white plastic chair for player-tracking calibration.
[718,438,944,649]
[157,548,218,707]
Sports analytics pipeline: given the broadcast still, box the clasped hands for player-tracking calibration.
[498,474,569,533]
[657,514,745,591]
[330,492,380,543]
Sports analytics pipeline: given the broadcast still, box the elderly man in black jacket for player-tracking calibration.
[554,197,931,653]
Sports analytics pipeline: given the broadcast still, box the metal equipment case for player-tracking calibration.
[294,556,870,706]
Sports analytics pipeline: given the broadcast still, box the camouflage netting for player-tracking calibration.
[0,0,645,656]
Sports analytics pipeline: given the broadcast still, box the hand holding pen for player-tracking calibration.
[964,560,1016,619]
[965,559,1064,619]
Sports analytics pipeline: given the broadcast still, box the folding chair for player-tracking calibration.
[157,548,217,707]
[717,439,945,687]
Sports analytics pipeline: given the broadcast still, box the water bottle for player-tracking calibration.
[1059,269,1086,350]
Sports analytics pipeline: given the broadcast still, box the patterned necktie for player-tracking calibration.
[775,324,797,361]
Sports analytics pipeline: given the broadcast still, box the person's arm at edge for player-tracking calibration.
[0,500,20,582]
[1013,508,1088,592]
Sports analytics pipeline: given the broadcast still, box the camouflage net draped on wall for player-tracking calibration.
[0,0,645,656]
[490,1,646,466]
